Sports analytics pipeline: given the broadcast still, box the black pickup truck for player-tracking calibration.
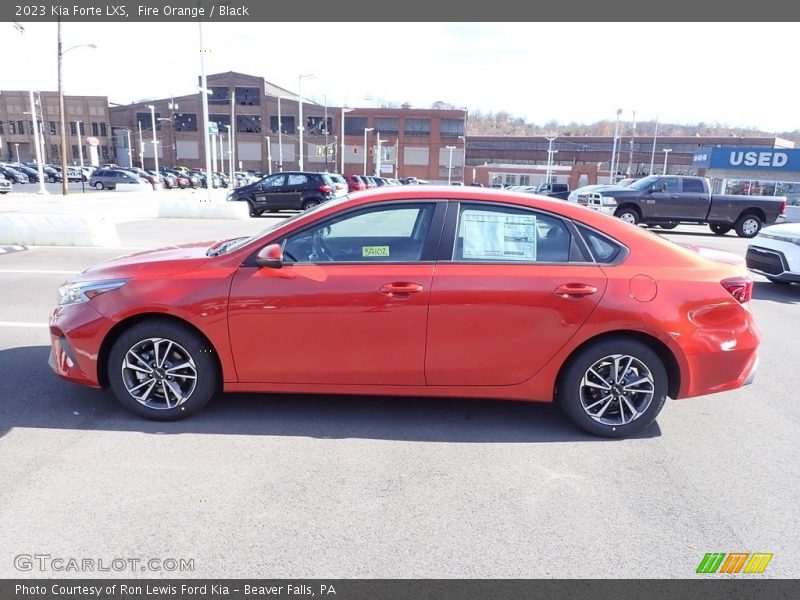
[584,175,786,237]
[534,182,571,200]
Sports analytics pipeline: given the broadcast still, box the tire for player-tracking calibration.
[734,213,762,238]
[302,198,321,211]
[247,199,261,217]
[659,222,678,230]
[709,224,731,236]
[107,319,218,421]
[557,337,668,438]
[49,176,57,183]
[94,182,104,190]
[614,206,640,225]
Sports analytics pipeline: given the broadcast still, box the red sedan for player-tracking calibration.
[49,187,761,437]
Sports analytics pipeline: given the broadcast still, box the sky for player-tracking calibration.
[1,21,798,132]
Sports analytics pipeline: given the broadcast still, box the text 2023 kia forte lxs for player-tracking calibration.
[49,186,761,438]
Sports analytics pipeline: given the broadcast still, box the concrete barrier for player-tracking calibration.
[0,213,120,247]
[158,198,250,220]
[115,182,154,193]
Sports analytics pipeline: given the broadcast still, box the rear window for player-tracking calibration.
[576,224,623,264]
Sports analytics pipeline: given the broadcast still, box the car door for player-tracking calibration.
[227,200,446,385]
[677,177,711,220]
[425,202,607,386]
[253,173,288,209]
[285,173,311,209]
[644,176,681,219]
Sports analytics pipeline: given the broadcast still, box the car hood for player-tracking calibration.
[760,223,800,238]
[76,241,215,280]
[596,188,640,197]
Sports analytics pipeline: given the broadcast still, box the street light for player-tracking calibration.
[277,96,286,171]
[340,107,353,174]
[145,104,161,191]
[24,90,47,194]
[459,134,466,184]
[445,145,455,185]
[75,120,85,193]
[363,127,374,176]
[264,136,272,175]
[609,108,622,184]
[545,136,557,184]
[14,143,20,163]
[57,22,96,195]
[662,148,673,174]
[297,74,315,171]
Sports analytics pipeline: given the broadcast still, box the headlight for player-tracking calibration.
[57,278,130,306]
[601,196,618,206]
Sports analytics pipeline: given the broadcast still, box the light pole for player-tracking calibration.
[297,74,315,171]
[363,127,374,176]
[198,21,213,202]
[14,143,20,163]
[459,135,466,184]
[146,105,160,191]
[225,124,234,187]
[57,22,96,195]
[277,96,285,171]
[545,136,557,184]
[124,129,132,168]
[264,136,272,175]
[649,114,660,175]
[340,107,353,173]
[609,108,622,184]
[626,110,636,177]
[662,148,672,175]
[375,132,383,177]
[76,120,85,193]
[25,90,47,194]
[445,145,455,185]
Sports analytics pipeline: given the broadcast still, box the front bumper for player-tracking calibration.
[48,302,112,388]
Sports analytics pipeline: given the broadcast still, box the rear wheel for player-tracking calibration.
[709,224,731,236]
[614,206,640,225]
[94,182,104,190]
[734,213,762,238]
[302,198,321,211]
[558,338,668,438]
[107,320,218,421]
[659,222,678,230]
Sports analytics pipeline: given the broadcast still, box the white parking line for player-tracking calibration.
[0,269,81,274]
[0,321,49,328]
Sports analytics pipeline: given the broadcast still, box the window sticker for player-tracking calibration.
[462,210,537,261]
[362,245,390,257]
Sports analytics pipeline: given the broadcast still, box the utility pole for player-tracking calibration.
[649,114,659,175]
[545,136,557,184]
[375,132,383,177]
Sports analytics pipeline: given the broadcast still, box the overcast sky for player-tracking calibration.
[2,22,798,132]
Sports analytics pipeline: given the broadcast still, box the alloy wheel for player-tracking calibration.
[120,337,198,410]
[579,354,655,426]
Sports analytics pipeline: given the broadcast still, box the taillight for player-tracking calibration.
[319,184,332,193]
[721,277,753,304]
[780,200,787,215]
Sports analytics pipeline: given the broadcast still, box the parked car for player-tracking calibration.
[227,171,339,216]
[588,175,787,237]
[89,169,147,190]
[326,174,349,198]
[568,184,621,203]
[0,165,29,184]
[149,170,176,189]
[343,174,367,192]
[534,182,571,200]
[0,174,12,194]
[10,164,42,183]
[49,186,762,438]
[746,223,800,285]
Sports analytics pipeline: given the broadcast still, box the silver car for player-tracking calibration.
[89,169,146,190]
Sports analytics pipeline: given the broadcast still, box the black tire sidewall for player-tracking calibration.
[615,207,639,225]
[558,338,668,438]
[107,320,218,421]
[735,214,762,238]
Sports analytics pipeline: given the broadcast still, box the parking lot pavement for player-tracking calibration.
[0,224,798,578]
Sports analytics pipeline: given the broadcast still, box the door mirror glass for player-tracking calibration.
[255,243,284,268]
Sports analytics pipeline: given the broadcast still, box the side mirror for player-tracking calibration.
[255,243,284,269]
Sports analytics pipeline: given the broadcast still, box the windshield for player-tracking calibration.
[628,175,659,191]
[210,195,353,256]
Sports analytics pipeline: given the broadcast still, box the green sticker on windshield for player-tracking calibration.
[362,246,390,257]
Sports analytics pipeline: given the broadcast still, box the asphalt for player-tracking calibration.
[0,197,798,579]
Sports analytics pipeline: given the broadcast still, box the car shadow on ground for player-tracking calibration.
[753,281,800,304]
[0,345,661,443]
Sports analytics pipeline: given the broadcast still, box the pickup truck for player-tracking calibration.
[582,175,786,238]
[534,182,570,200]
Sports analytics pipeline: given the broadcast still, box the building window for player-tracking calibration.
[405,118,431,137]
[17,121,25,135]
[8,122,16,134]
[307,116,332,135]
[174,113,198,132]
[100,123,107,137]
[70,122,77,136]
[236,115,262,133]
[344,116,367,136]
[0,121,3,134]
[92,122,99,136]
[270,115,295,134]
[504,174,516,185]
[374,117,399,135]
[519,175,530,186]
[208,86,229,105]
[101,145,110,159]
[235,87,260,106]
[72,145,80,159]
[441,119,465,138]
[209,114,232,130]
[136,112,161,131]
[49,122,58,135]
[51,144,59,158]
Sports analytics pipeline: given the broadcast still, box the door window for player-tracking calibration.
[287,174,307,186]
[261,174,284,188]
[283,203,435,263]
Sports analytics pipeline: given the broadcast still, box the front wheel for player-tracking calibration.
[734,213,762,238]
[614,207,640,225]
[107,320,218,421]
[558,338,668,438]
[94,182,104,190]
[247,199,261,217]
[709,224,731,236]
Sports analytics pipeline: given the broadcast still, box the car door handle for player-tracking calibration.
[553,283,598,298]
[380,282,424,296]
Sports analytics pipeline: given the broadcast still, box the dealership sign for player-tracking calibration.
[693,147,800,171]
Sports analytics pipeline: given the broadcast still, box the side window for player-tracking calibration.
[262,175,284,188]
[575,224,623,264]
[283,203,435,263]
[453,204,572,263]
[682,178,705,193]
[663,177,679,193]
[287,174,307,186]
